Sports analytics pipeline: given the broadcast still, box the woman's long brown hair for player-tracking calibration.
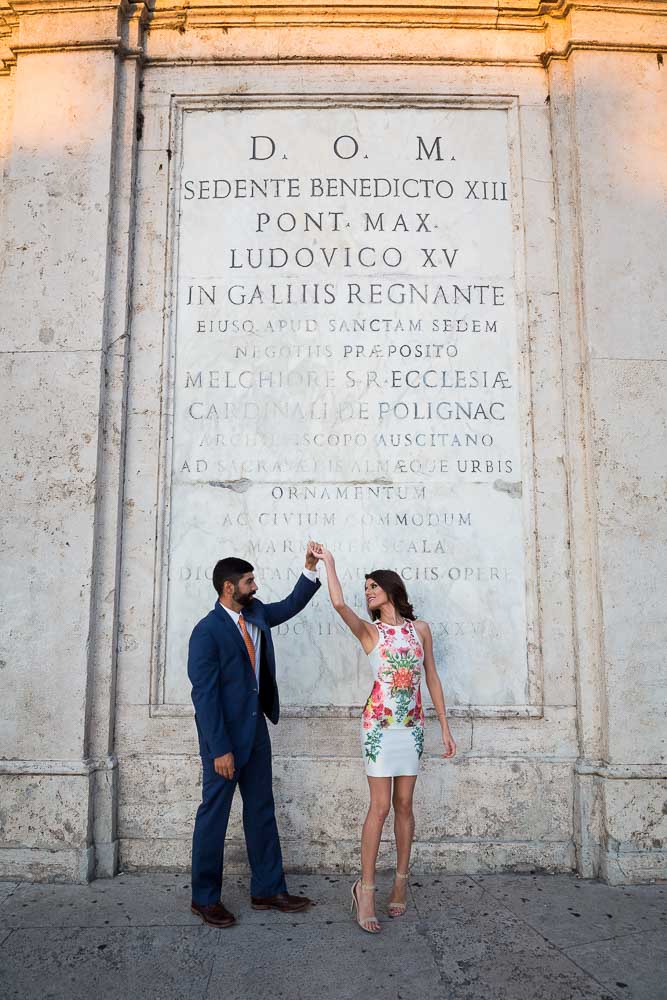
[365,569,417,621]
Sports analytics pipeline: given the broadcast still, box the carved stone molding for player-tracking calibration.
[0,755,118,776]
[1,0,665,67]
[0,0,147,59]
[145,0,666,31]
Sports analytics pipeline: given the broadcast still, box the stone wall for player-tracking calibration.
[0,0,665,884]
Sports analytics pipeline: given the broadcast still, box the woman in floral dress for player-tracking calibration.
[312,545,456,934]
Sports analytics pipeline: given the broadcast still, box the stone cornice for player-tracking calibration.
[143,0,667,68]
[0,0,147,62]
[0,0,665,68]
[541,37,667,65]
[0,2,16,72]
[144,0,667,29]
[147,2,544,31]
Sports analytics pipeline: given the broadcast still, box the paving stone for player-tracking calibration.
[404,873,487,913]
[474,874,667,948]
[0,926,217,1000]
[413,876,617,1000]
[566,930,667,1000]
[0,883,19,906]
[615,882,667,920]
[205,917,441,1000]
[0,874,200,929]
[1,873,664,1000]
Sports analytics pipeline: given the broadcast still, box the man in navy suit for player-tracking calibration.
[188,544,321,927]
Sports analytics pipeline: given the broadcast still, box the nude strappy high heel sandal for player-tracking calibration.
[351,878,381,933]
[388,871,410,917]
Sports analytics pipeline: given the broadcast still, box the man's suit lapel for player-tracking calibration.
[242,603,275,694]
[213,602,252,663]
[240,601,267,635]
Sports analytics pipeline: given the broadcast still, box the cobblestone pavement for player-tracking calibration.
[0,873,665,1000]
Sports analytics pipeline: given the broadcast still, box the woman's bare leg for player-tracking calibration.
[358,776,391,924]
[390,774,417,906]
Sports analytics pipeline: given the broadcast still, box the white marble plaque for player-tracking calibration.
[160,100,531,711]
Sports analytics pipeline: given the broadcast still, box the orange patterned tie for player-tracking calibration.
[238,614,256,671]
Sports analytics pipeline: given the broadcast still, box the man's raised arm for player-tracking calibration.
[262,542,321,628]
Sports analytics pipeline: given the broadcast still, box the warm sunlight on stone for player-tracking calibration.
[0,0,665,888]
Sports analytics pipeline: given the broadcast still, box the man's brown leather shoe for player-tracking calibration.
[251,891,312,912]
[191,900,236,927]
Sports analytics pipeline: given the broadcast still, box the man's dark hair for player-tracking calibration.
[212,557,254,596]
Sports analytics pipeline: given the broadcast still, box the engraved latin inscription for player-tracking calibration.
[163,105,529,709]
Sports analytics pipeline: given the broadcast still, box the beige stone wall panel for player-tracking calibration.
[113,51,575,878]
[0,51,117,353]
[116,754,572,848]
[591,361,666,765]
[547,57,609,776]
[2,0,665,884]
[0,845,94,881]
[603,777,667,853]
[571,52,667,362]
[0,772,91,850]
[470,707,577,757]
[569,49,667,768]
[0,352,101,760]
[119,831,574,874]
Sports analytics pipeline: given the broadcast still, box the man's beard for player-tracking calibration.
[233,585,255,608]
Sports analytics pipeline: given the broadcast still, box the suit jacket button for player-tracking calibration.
[252,711,257,717]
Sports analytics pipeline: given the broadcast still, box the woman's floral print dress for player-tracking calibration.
[361,620,425,776]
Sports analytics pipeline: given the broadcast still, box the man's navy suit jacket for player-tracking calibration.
[187,573,320,769]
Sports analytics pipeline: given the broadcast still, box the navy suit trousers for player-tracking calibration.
[191,713,287,905]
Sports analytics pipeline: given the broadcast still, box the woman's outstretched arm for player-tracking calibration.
[416,620,456,759]
[312,545,377,653]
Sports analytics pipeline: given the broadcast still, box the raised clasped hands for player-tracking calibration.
[307,540,333,568]
[309,542,333,565]
[305,540,323,571]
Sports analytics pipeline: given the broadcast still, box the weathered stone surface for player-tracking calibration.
[591,360,667,766]
[0,926,218,1000]
[0,774,90,851]
[554,41,667,886]
[206,918,442,1000]
[603,779,667,853]
[415,758,572,842]
[0,874,200,929]
[0,52,117,354]
[3,874,667,1000]
[413,876,618,1000]
[0,847,93,884]
[474,873,667,949]
[0,352,100,761]
[115,750,573,876]
[117,753,571,845]
[572,54,667,364]
[0,883,18,906]
[469,707,577,758]
[565,931,667,1000]
[163,100,531,712]
[119,832,574,877]
[0,1,665,884]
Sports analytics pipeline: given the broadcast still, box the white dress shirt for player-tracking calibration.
[218,568,318,689]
